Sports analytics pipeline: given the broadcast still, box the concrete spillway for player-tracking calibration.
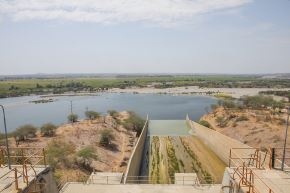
[139,120,226,184]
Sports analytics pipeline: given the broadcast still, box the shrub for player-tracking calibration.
[215,116,227,127]
[46,140,75,169]
[40,123,57,137]
[211,104,218,111]
[198,120,212,129]
[76,146,98,171]
[241,95,285,109]
[85,111,100,120]
[107,110,119,119]
[122,112,145,136]
[68,113,78,123]
[236,115,249,122]
[13,124,38,141]
[99,129,114,147]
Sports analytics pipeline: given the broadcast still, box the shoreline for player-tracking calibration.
[1,86,289,100]
[108,86,290,99]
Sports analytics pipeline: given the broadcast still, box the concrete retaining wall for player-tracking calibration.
[124,116,149,184]
[186,115,253,165]
[23,167,58,193]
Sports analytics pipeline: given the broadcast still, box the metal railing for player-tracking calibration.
[228,147,289,193]
[59,174,201,191]
[269,147,290,171]
[0,147,47,192]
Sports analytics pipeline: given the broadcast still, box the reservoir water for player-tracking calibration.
[0,93,217,132]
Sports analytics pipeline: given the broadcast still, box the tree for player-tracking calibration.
[85,111,100,120]
[76,146,98,171]
[99,129,114,147]
[67,113,78,123]
[107,110,119,119]
[46,140,75,169]
[198,120,212,129]
[122,112,145,136]
[14,124,38,142]
[40,123,57,137]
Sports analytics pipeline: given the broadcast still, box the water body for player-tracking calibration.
[0,93,217,132]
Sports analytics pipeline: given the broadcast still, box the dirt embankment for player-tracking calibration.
[13,111,137,181]
[201,107,290,161]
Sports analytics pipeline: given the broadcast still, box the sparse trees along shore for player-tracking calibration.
[1,76,290,98]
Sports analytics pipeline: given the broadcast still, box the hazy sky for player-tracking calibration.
[0,0,290,75]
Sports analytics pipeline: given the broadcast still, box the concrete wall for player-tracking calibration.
[124,116,149,184]
[22,167,59,193]
[186,115,256,166]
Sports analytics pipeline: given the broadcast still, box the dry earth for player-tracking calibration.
[10,111,137,181]
[201,107,290,164]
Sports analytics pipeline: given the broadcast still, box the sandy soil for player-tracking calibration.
[11,111,137,180]
[201,107,290,164]
[109,86,290,99]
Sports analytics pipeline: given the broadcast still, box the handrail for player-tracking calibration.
[0,147,47,192]
[229,148,276,193]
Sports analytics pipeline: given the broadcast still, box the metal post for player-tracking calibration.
[0,105,11,169]
[281,107,289,171]
[70,101,73,114]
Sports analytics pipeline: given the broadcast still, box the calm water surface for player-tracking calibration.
[0,93,216,132]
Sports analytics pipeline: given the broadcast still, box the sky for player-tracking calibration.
[0,0,290,75]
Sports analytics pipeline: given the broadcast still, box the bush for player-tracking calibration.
[107,110,119,118]
[99,129,114,147]
[211,104,218,111]
[198,120,212,129]
[76,146,98,171]
[122,112,145,136]
[46,140,75,169]
[85,111,100,120]
[14,124,38,141]
[40,123,57,137]
[215,116,227,127]
[68,113,78,123]
[241,95,285,109]
[236,115,249,122]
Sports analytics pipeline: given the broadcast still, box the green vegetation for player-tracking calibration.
[107,110,119,118]
[260,90,290,101]
[166,138,180,183]
[236,115,249,122]
[67,113,78,123]
[241,95,285,109]
[85,111,100,120]
[1,75,290,98]
[181,139,213,184]
[46,140,75,170]
[216,94,286,110]
[13,124,37,142]
[198,120,212,129]
[122,112,145,136]
[150,136,161,184]
[99,129,114,147]
[40,123,57,137]
[76,146,98,171]
[215,116,227,127]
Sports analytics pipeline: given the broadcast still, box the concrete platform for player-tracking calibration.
[175,173,199,185]
[251,169,290,193]
[87,172,123,184]
[61,184,222,193]
[225,167,290,193]
[0,165,47,193]
[148,120,191,136]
